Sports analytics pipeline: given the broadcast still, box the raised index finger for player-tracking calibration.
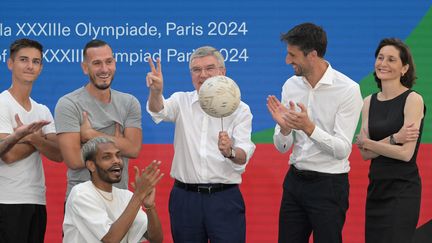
[156,58,162,73]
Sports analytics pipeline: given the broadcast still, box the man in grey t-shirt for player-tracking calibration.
[55,39,142,198]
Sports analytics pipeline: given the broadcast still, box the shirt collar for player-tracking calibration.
[318,62,334,85]
[302,62,334,88]
[191,90,199,104]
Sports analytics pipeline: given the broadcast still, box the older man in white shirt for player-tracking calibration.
[146,46,256,243]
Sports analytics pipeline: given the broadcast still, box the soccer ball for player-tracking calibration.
[198,75,241,118]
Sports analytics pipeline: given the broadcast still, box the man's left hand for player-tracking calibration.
[218,131,232,157]
[284,102,315,136]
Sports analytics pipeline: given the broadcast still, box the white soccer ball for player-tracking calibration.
[198,75,241,118]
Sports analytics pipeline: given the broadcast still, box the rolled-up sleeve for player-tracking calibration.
[229,104,256,172]
[146,95,178,124]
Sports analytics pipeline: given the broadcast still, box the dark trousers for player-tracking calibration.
[278,166,349,243]
[0,204,47,243]
[169,182,245,243]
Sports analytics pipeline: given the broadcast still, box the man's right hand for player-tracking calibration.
[80,111,97,143]
[146,58,164,94]
[267,95,293,135]
[14,114,50,142]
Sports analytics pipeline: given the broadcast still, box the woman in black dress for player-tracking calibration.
[356,38,425,243]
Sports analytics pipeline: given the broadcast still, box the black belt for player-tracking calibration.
[174,180,237,194]
[290,165,347,180]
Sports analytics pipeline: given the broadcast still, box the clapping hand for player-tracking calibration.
[14,114,50,143]
[131,161,164,205]
[267,95,293,135]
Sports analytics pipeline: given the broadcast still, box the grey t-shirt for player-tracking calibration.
[55,87,142,199]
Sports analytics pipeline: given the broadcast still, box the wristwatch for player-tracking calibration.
[228,147,236,159]
[389,134,402,145]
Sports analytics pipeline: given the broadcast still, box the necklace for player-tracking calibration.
[93,184,114,201]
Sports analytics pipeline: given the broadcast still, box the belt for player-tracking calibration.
[174,180,237,194]
[290,165,347,180]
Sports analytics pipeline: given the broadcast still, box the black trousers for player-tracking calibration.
[0,204,46,243]
[278,166,349,243]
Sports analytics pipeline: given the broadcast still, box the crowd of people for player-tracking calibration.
[0,22,425,243]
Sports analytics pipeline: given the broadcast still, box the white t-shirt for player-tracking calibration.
[0,90,56,205]
[63,181,148,243]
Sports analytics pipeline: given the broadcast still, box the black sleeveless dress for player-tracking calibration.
[366,90,425,243]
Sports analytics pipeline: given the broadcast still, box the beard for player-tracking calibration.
[93,82,111,90]
[89,74,114,90]
[292,65,304,77]
[95,164,122,184]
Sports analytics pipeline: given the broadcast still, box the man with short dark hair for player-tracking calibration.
[63,136,164,243]
[55,39,142,200]
[0,38,62,243]
[267,23,363,242]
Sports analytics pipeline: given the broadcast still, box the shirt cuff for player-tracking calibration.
[309,126,328,144]
[274,130,292,144]
[228,159,247,173]
[273,130,293,153]
[146,98,167,124]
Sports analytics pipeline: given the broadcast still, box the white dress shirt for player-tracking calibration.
[273,63,363,173]
[147,91,255,184]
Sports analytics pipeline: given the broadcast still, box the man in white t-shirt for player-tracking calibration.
[0,38,63,243]
[63,136,164,243]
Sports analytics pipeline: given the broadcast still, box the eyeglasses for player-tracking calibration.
[190,65,223,75]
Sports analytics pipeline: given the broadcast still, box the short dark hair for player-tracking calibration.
[280,22,327,57]
[83,39,111,59]
[373,38,416,90]
[10,38,43,60]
